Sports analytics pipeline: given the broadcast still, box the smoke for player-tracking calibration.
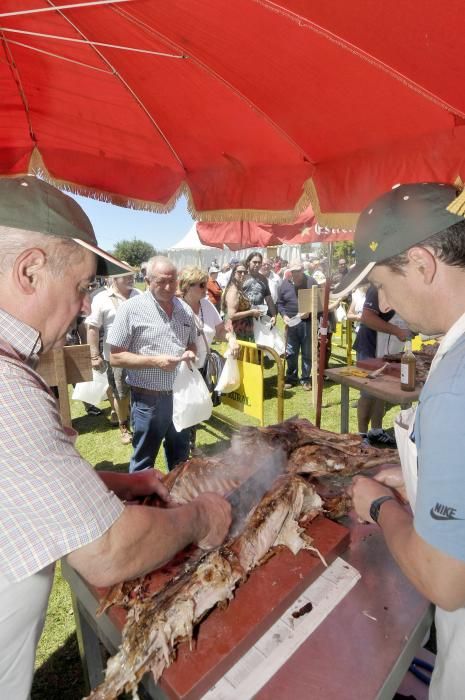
[224,441,287,538]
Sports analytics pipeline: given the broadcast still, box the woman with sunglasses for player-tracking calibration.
[179,266,236,453]
[179,266,233,366]
[222,262,262,341]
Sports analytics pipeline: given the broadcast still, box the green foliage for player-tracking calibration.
[320,242,355,268]
[112,239,156,268]
[332,241,354,263]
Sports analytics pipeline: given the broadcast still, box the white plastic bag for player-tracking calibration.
[215,352,240,393]
[335,303,347,322]
[253,318,286,356]
[72,369,109,405]
[172,361,212,432]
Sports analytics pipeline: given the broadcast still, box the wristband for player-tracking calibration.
[369,495,396,524]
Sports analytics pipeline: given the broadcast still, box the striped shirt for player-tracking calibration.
[0,310,124,582]
[85,285,141,360]
[107,291,197,391]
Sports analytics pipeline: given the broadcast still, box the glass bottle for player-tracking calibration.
[400,340,416,391]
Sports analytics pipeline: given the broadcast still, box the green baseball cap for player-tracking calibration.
[0,176,132,276]
[332,182,464,299]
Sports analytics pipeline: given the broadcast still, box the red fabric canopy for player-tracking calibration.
[196,206,353,249]
[1,1,465,224]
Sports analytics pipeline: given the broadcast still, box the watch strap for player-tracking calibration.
[369,495,395,524]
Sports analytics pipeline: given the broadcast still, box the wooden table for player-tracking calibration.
[325,366,421,433]
[62,514,433,700]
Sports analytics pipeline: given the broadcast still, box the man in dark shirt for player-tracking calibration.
[354,285,410,435]
[277,261,318,390]
[242,251,277,325]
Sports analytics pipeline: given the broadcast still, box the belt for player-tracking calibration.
[130,386,173,396]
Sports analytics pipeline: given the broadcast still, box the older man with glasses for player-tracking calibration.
[108,256,197,472]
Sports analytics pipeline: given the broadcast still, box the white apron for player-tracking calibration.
[393,313,465,699]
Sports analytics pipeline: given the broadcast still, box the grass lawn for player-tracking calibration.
[31,333,400,699]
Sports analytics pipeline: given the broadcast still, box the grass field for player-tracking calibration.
[31,334,400,699]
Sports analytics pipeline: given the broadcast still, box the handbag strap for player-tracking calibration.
[193,303,212,358]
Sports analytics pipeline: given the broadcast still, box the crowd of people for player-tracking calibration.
[79,249,347,456]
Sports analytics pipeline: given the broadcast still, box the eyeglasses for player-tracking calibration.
[191,281,206,288]
[236,269,246,274]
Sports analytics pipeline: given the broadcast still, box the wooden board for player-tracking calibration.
[36,344,92,386]
[356,357,401,378]
[298,287,324,314]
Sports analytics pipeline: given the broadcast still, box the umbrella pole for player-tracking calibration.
[315,244,333,427]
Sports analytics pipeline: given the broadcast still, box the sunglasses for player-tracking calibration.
[236,269,246,274]
[191,281,206,288]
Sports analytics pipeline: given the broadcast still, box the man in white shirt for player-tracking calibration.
[260,258,282,303]
[86,271,141,444]
[217,262,232,289]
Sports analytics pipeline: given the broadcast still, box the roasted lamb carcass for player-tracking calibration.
[86,475,323,700]
[287,441,398,477]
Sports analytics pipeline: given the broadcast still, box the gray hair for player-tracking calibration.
[146,255,176,280]
[0,227,86,276]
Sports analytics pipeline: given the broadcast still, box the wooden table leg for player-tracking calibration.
[70,589,105,694]
[340,384,349,433]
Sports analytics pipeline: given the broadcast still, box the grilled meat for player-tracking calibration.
[287,442,398,477]
[86,476,322,700]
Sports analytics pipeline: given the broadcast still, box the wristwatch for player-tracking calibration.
[369,495,396,524]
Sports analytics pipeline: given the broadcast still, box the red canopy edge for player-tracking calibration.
[11,125,465,227]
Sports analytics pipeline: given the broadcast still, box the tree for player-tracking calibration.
[112,239,157,268]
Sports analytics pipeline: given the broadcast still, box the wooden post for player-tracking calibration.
[311,287,319,408]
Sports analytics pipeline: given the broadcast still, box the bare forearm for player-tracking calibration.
[109,350,169,370]
[361,309,403,336]
[265,295,277,317]
[99,471,143,501]
[228,308,254,320]
[66,502,204,587]
[87,326,101,356]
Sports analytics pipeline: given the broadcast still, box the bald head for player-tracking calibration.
[146,255,178,306]
[146,255,176,280]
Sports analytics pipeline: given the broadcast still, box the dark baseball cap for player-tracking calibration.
[0,176,132,276]
[332,182,464,299]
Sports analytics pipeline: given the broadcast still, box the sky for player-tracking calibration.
[72,193,195,254]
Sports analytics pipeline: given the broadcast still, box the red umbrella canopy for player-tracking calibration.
[2,1,465,224]
[196,206,353,249]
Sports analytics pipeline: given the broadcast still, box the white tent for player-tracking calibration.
[168,224,301,271]
[168,224,222,269]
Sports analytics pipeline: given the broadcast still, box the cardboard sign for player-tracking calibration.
[221,356,264,425]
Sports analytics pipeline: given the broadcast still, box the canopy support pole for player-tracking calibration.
[315,243,333,427]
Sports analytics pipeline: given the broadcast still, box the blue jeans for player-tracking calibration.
[129,391,190,473]
[286,321,311,384]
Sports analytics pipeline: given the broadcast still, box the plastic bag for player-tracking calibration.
[72,368,109,405]
[253,318,286,356]
[335,304,347,322]
[215,352,240,393]
[172,361,213,432]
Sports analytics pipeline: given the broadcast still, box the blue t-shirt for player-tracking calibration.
[414,333,465,563]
